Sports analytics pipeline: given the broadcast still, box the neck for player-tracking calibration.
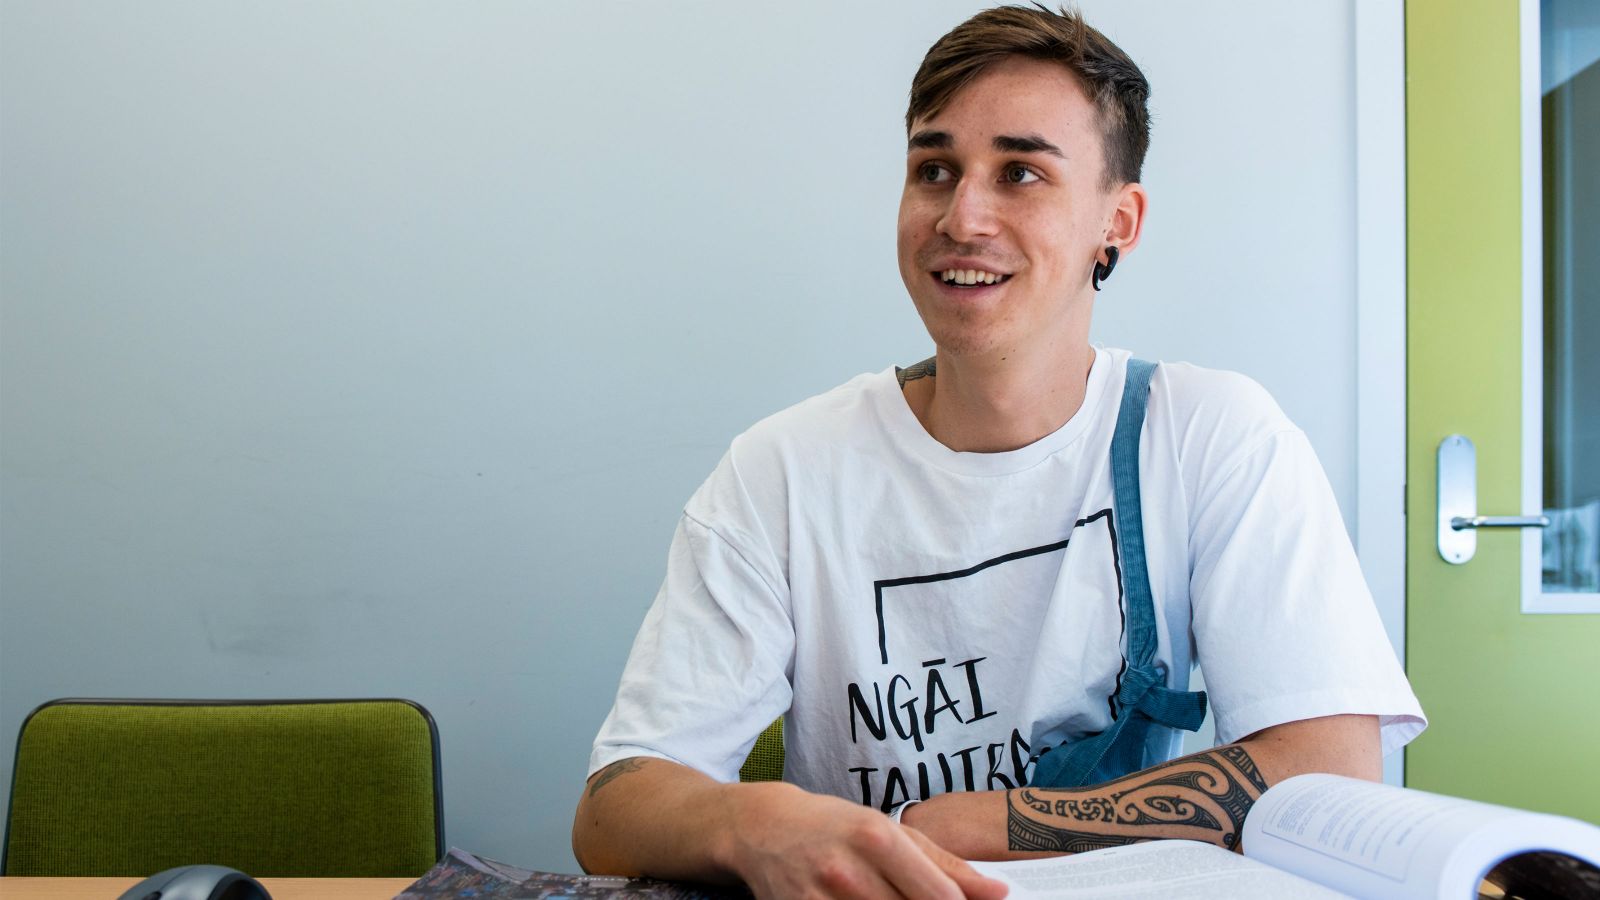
[905,337,1097,453]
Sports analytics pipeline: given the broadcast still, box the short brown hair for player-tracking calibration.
[906,4,1151,190]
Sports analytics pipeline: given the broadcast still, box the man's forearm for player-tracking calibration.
[573,756,756,882]
[573,756,1010,899]
[906,714,1380,860]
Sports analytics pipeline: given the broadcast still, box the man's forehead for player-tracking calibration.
[905,59,1095,156]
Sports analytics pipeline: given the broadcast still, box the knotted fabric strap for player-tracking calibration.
[1029,357,1209,788]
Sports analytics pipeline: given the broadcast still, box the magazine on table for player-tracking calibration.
[396,846,749,899]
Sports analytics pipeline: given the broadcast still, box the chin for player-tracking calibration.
[907,282,1027,349]
[917,313,1010,358]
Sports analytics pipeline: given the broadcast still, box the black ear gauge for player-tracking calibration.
[1092,245,1120,292]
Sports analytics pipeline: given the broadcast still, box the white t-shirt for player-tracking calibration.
[589,347,1425,810]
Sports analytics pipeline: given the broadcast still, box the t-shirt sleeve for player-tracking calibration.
[588,460,795,783]
[1184,399,1425,756]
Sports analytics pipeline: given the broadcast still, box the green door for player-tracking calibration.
[1406,0,1600,821]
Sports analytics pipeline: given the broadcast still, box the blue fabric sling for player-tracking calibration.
[1027,357,1209,788]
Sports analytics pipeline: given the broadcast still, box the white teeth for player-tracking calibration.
[941,268,1005,285]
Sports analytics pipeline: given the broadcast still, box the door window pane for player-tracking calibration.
[1540,0,1600,592]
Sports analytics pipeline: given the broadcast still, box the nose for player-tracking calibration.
[936,178,999,243]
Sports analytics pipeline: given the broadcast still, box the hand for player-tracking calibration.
[723,783,1009,900]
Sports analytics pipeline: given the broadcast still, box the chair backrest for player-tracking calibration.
[739,718,784,783]
[2,698,444,877]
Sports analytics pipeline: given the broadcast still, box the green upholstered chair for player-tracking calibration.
[1,698,444,877]
[738,718,785,783]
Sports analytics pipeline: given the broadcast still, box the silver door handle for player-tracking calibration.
[1437,434,1546,564]
[1450,515,1551,530]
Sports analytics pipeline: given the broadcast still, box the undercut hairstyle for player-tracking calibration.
[906,4,1151,191]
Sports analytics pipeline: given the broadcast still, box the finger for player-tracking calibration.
[811,860,906,900]
[904,829,1009,900]
[949,863,1010,900]
[869,826,967,900]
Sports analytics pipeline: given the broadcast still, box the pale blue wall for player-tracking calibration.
[0,0,1358,871]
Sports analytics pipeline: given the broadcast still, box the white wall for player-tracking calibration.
[0,0,1361,872]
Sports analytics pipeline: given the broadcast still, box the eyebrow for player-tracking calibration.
[992,133,1066,158]
[908,130,952,151]
[906,130,1067,160]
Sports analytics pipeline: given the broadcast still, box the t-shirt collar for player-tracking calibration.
[874,345,1114,477]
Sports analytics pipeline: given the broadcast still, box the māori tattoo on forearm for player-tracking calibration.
[587,758,646,799]
[1007,744,1271,853]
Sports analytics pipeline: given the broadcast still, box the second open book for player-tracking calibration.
[969,773,1600,899]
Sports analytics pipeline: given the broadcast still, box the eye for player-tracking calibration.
[1003,164,1040,184]
[917,162,952,184]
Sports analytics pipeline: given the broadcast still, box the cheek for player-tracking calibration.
[897,193,927,233]
[896,200,929,258]
[1018,209,1091,267]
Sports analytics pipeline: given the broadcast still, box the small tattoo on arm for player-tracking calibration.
[895,358,936,386]
[1006,745,1270,854]
[587,758,645,799]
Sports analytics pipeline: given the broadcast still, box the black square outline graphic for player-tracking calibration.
[871,508,1127,718]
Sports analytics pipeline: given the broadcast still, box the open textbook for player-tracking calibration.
[971,774,1600,899]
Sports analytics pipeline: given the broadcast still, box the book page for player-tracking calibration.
[1252,774,1478,880]
[969,840,1353,899]
[1243,774,1600,900]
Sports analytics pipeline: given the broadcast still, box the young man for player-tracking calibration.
[574,6,1424,898]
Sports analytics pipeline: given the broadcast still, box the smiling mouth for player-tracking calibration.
[936,268,1011,287]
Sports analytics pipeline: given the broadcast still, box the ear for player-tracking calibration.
[1104,181,1148,255]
